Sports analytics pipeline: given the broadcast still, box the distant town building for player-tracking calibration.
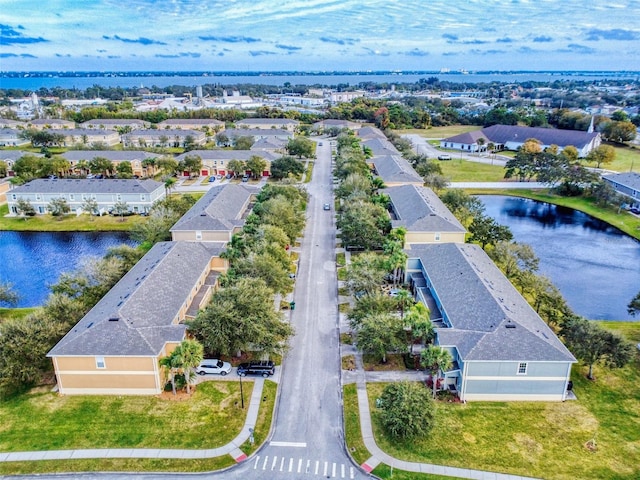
[121,129,206,148]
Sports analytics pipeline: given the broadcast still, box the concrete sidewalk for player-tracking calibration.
[0,378,265,464]
[352,352,541,480]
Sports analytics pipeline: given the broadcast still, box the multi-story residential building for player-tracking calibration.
[7,178,165,215]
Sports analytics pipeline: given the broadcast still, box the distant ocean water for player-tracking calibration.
[1,72,637,91]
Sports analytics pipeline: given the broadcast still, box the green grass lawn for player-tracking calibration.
[590,143,640,174]
[344,324,640,480]
[438,159,506,182]
[466,188,640,241]
[0,204,146,232]
[0,381,253,452]
[240,379,277,456]
[397,126,479,139]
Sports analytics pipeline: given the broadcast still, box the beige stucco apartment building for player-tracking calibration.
[47,241,227,395]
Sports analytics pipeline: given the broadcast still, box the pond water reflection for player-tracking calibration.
[0,231,136,307]
[479,195,640,321]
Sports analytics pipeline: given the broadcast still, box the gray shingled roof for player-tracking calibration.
[48,241,225,357]
[444,125,599,149]
[175,150,279,162]
[61,150,156,162]
[170,183,258,232]
[0,150,41,161]
[239,118,299,125]
[10,178,163,195]
[361,137,398,157]
[408,243,575,362]
[371,154,423,184]
[159,119,224,125]
[251,137,288,150]
[226,128,293,138]
[603,172,640,191]
[386,185,466,233]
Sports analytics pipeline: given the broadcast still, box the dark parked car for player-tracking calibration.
[237,360,275,377]
[630,207,640,215]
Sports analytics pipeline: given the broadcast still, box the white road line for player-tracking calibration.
[341,464,345,478]
[297,458,302,473]
[324,461,328,476]
[288,458,293,472]
[332,462,337,478]
[350,466,355,479]
[271,456,277,470]
[279,457,285,471]
[262,456,268,470]
[315,460,319,475]
[270,441,307,448]
[253,456,260,469]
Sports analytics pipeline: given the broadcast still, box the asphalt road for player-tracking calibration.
[6,141,367,480]
[228,140,367,479]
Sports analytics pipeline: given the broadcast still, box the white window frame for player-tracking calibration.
[435,232,441,241]
[96,356,106,369]
[140,194,146,201]
[517,362,528,375]
[69,194,75,201]
[195,230,202,240]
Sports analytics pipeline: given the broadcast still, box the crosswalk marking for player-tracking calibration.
[253,455,354,478]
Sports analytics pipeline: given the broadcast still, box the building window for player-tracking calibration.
[96,357,106,369]
[435,232,441,241]
[11,194,16,200]
[36,194,42,201]
[140,195,146,201]
[196,230,202,240]
[69,194,75,201]
[116,194,122,201]
[517,362,528,375]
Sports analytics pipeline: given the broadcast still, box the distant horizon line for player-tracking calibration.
[2,69,640,76]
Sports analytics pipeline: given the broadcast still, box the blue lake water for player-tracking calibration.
[1,72,636,90]
[479,195,640,321]
[0,231,136,308]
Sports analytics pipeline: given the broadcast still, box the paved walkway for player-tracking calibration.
[351,352,541,480]
[0,378,265,464]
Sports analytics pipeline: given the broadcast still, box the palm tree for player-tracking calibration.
[404,303,433,355]
[177,339,204,394]
[420,345,452,398]
[394,289,414,321]
[164,176,176,197]
[476,137,486,155]
[159,348,182,395]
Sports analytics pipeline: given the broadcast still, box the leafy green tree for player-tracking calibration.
[157,156,179,176]
[48,197,70,218]
[233,135,255,150]
[0,283,19,307]
[81,197,99,219]
[530,275,572,327]
[344,252,387,298]
[488,241,539,281]
[468,214,513,249]
[227,159,246,178]
[286,137,315,158]
[116,161,133,178]
[420,346,453,398]
[112,200,129,221]
[585,145,616,168]
[439,189,484,226]
[179,154,202,178]
[335,173,372,201]
[601,121,637,144]
[560,316,635,380]
[269,156,304,180]
[627,291,640,317]
[13,155,44,181]
[337,199,390,250]
[232,252,293,295]
[423,173,449,192]
[378,381,435,440]
[89,157,113,176]
[256,195,305,244]
[246,155,267,179]
[0,160,7,178]
[394,289,414,321]
[348,292,397,330]
[15,198,36,218]
[187,277,293,357]
[164,176,176,196]
[50,156,71,177]
[355,312,406,363]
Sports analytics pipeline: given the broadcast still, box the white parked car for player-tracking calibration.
[196,359,232,376]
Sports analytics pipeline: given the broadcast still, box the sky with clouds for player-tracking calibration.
[1,0,639,72]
